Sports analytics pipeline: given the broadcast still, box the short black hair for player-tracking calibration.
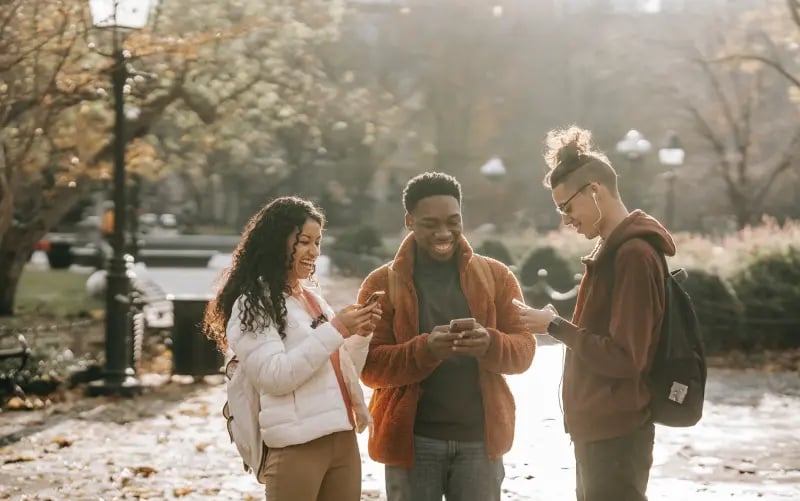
[402,172,462,213]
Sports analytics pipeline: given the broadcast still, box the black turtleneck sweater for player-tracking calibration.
[413,252,485,442]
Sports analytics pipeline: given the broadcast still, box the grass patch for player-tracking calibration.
[16,269,103,318]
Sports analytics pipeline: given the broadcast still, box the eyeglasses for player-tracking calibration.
[556,183,591,216]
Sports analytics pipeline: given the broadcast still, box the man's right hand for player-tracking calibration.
[426,325,461,360]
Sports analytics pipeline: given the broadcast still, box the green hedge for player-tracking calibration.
[731,247,800,349]
[330,225,383,256]
[519,246,575,290]
[475,239,514,266]
[681,268,744,354]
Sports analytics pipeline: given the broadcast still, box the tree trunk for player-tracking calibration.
[0,182,89,316]
[0,146,12,246]
[732,198,755,230]
[0,226,42,315]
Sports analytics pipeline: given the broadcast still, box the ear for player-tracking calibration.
[590,182,602,199]
[404,213,413,231]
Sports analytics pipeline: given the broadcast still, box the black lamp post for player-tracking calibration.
[615,129,652,210]
[480,156,507,231]
[87,0,153,397]
[658,130,685,229]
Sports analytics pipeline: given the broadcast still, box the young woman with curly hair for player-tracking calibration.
[204,196,380,501]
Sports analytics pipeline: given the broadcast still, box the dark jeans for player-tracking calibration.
[385,434,504,501]
[574,423,655,501]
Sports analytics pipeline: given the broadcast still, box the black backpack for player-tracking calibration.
[647,252,707,427]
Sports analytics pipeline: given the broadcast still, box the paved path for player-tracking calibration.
[2,272,798,500]
[2,345,798,500]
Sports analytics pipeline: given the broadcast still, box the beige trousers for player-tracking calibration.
[263,430,361,501]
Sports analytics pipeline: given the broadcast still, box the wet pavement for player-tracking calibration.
[1,271,798,500]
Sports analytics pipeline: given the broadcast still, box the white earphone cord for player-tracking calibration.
[592,192,603,229]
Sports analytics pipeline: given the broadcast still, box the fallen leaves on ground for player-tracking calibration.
[132,466,158,477]
[173,487,194,497]
[179,404,209,417]
[3,455,36,464]
[50,437,73,448]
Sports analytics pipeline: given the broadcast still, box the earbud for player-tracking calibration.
[592,191,598,203]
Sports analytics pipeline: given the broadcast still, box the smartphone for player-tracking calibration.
[449,317,476,333]
[365,290,386,306]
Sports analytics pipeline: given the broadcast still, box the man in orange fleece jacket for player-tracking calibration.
[358,172,536,501]
[518,127,676,501]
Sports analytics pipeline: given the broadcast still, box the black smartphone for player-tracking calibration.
[449,317,476,333]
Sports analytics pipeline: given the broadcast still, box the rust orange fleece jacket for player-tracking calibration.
[549,210,676,442]
[357,233,536,468]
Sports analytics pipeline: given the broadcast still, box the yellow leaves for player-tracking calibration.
[130,465,158,477]
[50,437,73,449]
[738,59,766,75]
[789,86,800,104]
[126,139,163,180]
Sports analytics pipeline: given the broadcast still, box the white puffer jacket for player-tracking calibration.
[226,287,372,448]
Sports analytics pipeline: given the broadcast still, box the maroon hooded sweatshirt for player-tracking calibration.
[549,210,676,442]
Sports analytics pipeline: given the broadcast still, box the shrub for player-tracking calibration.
[327,249,384,278]
[330,225,383,256]
[681,268,744,354]
[518,246,579,317]
[475,239,514,266]
[519,246,575,289]
[731,246,800,349]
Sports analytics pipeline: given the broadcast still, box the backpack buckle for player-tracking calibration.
[669,382,688,404]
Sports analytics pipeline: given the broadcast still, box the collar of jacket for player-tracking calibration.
[388,232,475,284]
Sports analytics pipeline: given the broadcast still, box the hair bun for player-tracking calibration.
[557,140,583,165]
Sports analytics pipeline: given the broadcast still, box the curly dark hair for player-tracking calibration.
[402,171,462,213]
[204,196,325,350]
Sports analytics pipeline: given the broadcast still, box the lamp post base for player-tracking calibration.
[86,373,142,397]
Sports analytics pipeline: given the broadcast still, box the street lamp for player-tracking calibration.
[658,130,685,229]
[615,129,651,210]
[480,156,507,181]
[87,0,154,397]
[480,156,507,231]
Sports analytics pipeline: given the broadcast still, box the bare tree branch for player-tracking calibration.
[788,0,800,30]
[681,98,739,198]
[693,56,742,147]
[753,128,800,206]
[711,54,800,90]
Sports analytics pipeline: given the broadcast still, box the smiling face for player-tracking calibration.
[406,194,463,262]
[552,181,606,240]
[286,218,323,281]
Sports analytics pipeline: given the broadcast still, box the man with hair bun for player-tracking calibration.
[517,126,677,501]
